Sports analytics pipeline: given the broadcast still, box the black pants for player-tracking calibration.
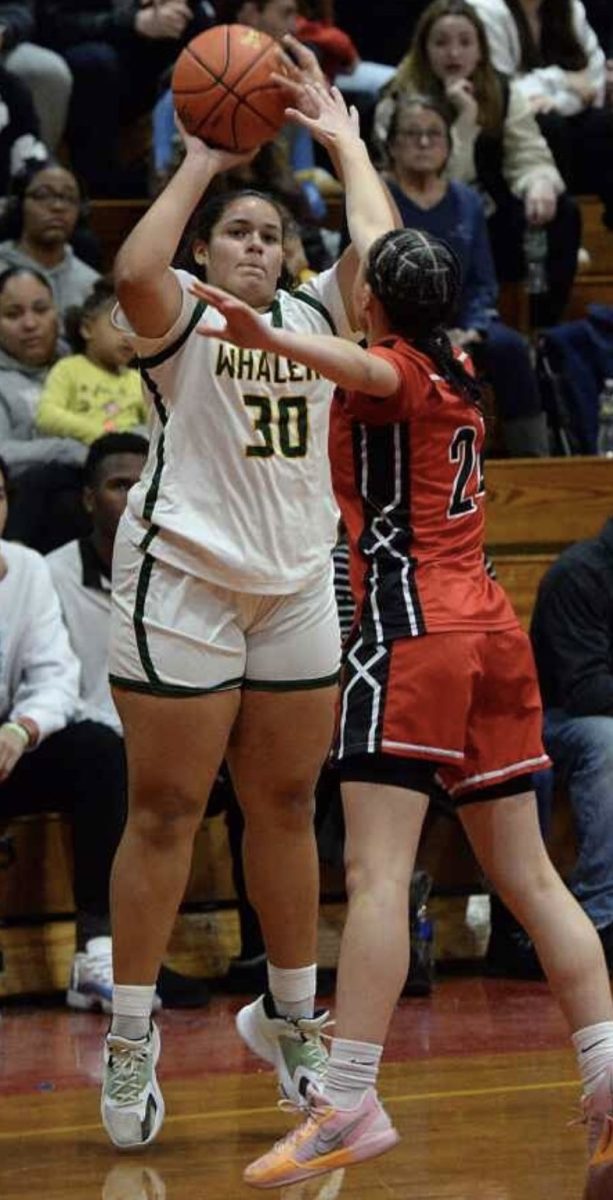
[537,108,613,230]
[2,721,126,941]
[488,191,581,327]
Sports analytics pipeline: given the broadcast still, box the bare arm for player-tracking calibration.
[190,282,399,397]
[287,84,396,259]
[113,129,255,339]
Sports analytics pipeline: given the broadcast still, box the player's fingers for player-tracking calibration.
[284,106,318,130]
[195,324,227,340]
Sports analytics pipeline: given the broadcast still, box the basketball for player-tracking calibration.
[171,24,290,153]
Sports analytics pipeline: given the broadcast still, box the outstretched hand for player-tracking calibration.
[285,83,360,151]
[189,281,276,350]
[272,34,328,117]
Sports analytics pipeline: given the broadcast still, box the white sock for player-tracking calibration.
[267,962,317,1020]
[324,1036,383,1108]
[111,984,156,1041]
[572,1022,613,1094]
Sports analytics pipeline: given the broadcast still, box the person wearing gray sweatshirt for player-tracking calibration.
[0,264,85,475]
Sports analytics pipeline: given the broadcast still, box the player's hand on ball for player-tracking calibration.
[286,84,360,149]
[176,115,257,172]
[190,283,275,351]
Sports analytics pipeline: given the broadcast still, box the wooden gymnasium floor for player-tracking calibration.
[0,976,600,1200]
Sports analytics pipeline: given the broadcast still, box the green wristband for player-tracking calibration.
[2,721,30,748]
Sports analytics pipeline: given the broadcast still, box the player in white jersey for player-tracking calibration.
[100,58,398,1151]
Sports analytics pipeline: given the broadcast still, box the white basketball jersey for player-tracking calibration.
[119,267,353,594]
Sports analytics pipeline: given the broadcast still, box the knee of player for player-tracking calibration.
[344,855,410,903]
[128,787,205,843]
[244,784,316,830]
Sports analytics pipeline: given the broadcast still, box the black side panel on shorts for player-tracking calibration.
[336,635,392,758]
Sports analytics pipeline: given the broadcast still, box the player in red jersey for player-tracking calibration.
[190,223,613,1194]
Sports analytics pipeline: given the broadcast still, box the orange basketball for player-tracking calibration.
[171,24,289,153]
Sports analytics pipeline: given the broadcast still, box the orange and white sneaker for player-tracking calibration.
[244,1087,399,1189]
[582,1068,613,1200]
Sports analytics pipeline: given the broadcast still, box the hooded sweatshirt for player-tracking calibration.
[0,344,86,475]
[0,241,99,317]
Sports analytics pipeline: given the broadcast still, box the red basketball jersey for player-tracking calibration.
[329,336,518,641]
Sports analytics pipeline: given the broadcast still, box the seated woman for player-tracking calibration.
[0,160,100,320]
[469,0,613,228]
[383,93,548,456]
[0,265,85,477]
[374,0,580,327]
[36,277,148,447]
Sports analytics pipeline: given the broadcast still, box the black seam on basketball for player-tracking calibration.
[175,35,284,145]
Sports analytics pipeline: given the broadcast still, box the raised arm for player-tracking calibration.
[190,282,399,397]
[287,82,396,259]
[113,129,255,339]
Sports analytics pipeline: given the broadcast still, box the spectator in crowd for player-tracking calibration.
[468,0,613,229]
[530,518,613,968]
[0,0,72,151]
[37,278,147,447]
[47,432,212,1007]
[0,265,85,476]
[0,161,99,318]
[296,1,395,127]
[38,0,209,196]
[0,57,46,194]
[383,93,549,455]
[0,450,131,1011]
[375,0,580,326]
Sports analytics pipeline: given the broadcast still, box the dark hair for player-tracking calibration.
[174,189,293,289]
[366,228,482,407]
[504,0,587,71]
[0,159,89,243]
[84,432,149,487]
[64,276,115,353]
[219,0,269,19]
[0,264,54,297]
[391,0,504,132]
[0,453,10,494]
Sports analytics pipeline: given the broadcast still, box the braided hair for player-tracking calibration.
[365,228,482,408]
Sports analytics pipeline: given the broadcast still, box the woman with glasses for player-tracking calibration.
[383,93,548,455]
[374,0,580,327]
[0,161,99,318]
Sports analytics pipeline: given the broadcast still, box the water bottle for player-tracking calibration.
[523,226,548,295]
[597,378,613,457]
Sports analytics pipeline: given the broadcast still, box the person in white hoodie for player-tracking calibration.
[0,451,128,1010]
[469,0,613,227]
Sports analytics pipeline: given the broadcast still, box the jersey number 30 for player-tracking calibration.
[244,395,308,458]
[448,426,485,519]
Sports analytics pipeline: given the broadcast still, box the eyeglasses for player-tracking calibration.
[396,128,447,143]
[25,187,80,207]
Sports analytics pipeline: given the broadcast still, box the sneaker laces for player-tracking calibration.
[83,952,113,984]
[271,1095,331,1153]
[107,1039,152,1106]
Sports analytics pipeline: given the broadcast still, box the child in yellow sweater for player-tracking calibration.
[36,277,147,445]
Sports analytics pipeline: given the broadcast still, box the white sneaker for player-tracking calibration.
[236,994,329,1106]
[101,1021,165,1149]
[66,937,161,1014]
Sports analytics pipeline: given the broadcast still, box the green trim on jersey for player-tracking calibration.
[109,673,244,697]
[270,297,283,327]
[141,366,168,427]
[142,430,165,521]
[291,290,336,335]
[138,300,206,369]
[243,669,340,692]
